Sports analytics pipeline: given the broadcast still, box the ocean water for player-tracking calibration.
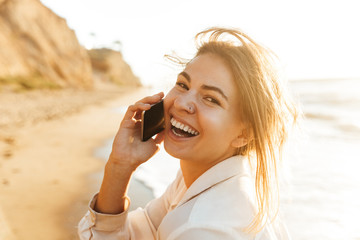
[281,78,360,240]
[95,78,360,240]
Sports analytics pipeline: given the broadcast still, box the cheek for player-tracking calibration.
[198,111,226,134]
[200,111,239,138]
[163,93,173,112]
[163,93,175,125]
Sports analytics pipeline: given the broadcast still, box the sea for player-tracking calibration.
[94,78,360,240]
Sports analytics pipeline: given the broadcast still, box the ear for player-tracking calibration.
[230,128,252,148]
[230,135,248,148]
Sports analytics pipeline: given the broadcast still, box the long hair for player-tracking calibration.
[193,27,299,233]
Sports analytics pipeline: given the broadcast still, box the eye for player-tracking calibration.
[176,81,189,90]
[204,96,221,105]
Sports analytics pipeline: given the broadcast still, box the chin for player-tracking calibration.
[163,139,189,160]
[163,140,178,158]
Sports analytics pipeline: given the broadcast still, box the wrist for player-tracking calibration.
[106,157,137,176]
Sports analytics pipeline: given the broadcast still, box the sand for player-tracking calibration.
[0,85,156,240]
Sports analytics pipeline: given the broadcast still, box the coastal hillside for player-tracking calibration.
[0,0,140,90]
[88,48,141,87]
[0,0,93,89]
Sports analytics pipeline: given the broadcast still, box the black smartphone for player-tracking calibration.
[141,100,165,141]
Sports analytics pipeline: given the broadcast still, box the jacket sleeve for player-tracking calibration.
[78,194,157,240]
[78,171,183,240]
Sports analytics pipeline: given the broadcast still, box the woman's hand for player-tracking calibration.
[108,92,165,170]
[94,92,165,214]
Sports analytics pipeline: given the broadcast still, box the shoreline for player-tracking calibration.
[127,177,155,210]
[0,86,156,239]
[92,139,156,211]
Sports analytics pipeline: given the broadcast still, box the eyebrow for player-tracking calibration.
[178,71,229,101]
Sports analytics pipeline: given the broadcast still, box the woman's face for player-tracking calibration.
[163,53,245,166]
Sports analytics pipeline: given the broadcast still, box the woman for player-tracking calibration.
[78,27,298,239]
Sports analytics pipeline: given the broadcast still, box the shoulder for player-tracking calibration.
[167,176,257,239]
[189,174,257,228]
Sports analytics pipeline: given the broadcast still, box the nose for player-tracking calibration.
[173,93,196,114]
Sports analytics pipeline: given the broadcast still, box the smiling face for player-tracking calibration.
[163,53,247,167]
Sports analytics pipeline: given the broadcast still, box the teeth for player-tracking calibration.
[170,118,199,136]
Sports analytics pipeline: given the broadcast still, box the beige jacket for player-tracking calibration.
[78,155,290,239]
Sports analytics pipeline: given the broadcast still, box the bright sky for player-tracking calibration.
[40,0,360,86]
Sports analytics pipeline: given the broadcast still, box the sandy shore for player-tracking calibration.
[0,85,156,240]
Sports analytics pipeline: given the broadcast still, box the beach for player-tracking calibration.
[0,85,156,240]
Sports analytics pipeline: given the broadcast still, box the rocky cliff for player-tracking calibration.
[0,0,92,89]
[0,0,141,90]
[88,48,141,87]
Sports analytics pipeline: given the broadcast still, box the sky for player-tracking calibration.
[40,0,360,87]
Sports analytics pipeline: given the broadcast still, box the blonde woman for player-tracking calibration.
[78,27,298,239]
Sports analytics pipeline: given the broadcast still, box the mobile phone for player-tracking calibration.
[141,100,165,141]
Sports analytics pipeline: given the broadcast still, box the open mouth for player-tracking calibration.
[170,118,199,138]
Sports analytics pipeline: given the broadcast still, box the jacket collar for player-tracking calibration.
[177,154,252,207]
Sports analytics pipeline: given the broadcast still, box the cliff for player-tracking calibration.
[0,0,93,89]
[0,0,141,91]
[88,48,141,87]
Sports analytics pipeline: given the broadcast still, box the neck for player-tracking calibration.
[180,158,220,188]
[179,151,237,188]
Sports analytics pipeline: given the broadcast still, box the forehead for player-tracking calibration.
[183,53,238,95]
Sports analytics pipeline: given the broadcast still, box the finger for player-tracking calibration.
[136,92,164,105]
[123,102,151,121]
[134,121,142,129]
[132,93,164,121]
[133,110,143,121]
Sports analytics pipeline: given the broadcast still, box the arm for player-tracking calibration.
[78,170,183,240]
[96,92,165,214]
[78,92,165,240]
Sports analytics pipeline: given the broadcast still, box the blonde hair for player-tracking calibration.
[193,27,299,233]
